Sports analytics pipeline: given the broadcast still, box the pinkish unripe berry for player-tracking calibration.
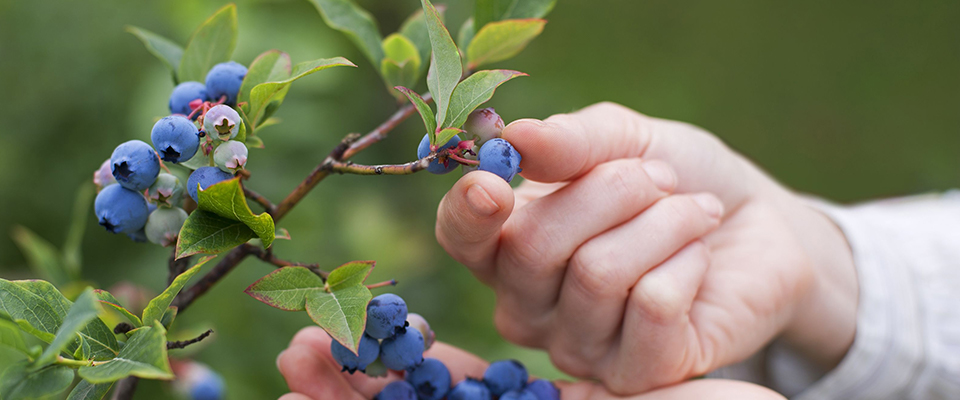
[93,159,117,191]
[203,105,242,141]
[462,108,504,146]
[148,173,184,208]
[406,313,436,350]
[214,141,248,174]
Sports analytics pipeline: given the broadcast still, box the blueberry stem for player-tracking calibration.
[365,280,397,289]
[448,154,479,166]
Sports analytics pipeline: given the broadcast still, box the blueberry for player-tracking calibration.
[213,140,248,174]
[379,328,424,370]
[447,378,491,400]
[330,334,380,374]
[365,293,408,339]
[145,207,188,247]
[524,379,560,400]
[406,358,451,400]
[187,166,234,203]
[152,115,200,163]
[375,381,417,400]
[203,105,242,141]
[463,108,504,146]
[205,61,247,105]
[406,313,435,350]
[111,140,160,191]
[126,228,148,243]
[483,360,528,396]
[477,138,522,183]
[95,184,149,234]
[417,133,461,174]
[169,81,209,119]
[500,390,537,400]
[148,173,184,208]
[189,371,224,400]
[93,159,117,190]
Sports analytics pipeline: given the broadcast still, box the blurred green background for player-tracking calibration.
[1,0,958,398]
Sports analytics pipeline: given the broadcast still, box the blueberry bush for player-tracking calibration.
[0,0,554,399]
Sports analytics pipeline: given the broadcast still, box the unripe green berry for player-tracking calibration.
[147,173,184,208]
[145,207,188,247]
[214,140,248,174]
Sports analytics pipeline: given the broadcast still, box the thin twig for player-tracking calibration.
[172,245,252,313]
[327,156,436,175]
[167,329,213,350]
[168,250,191,285]
[242,186,275,214]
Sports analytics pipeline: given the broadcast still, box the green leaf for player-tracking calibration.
[506,0,557,20]
[142,256,214,326]
[159,306,178,329]
[435,127,465,148]
[94,290,142,328]
[326,261,374,291]
[382,60,420,100]
[458,18,476,54]
[245,134,265,149]
[175,210,256,258]
[78,322,174,383]
[444,69,526,129]
[0,362,74,400]
[10,225,67,287]
[394,87,435,135]
[35,288,100,367]
[475,0,556,30]
[247,57,356,126]
[238,50,292,120]
[67,380,113,400]
[125,26,184,84]
[305,284,371,355]
[421,0,462,131]
[467,19,545,68]
[0,318,28,356]
[178,4,238,83]
[195,178,275,249]
[308,0,384,66]
[383,34,421,66]
[0,280,63,342]
[381,34,421,94]
[244,267,325,311]
[399,6,445,77]
[63,183,94,279]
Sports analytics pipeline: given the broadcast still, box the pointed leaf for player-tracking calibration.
[178,4,238,83]
[244,267,325,311]
[67,380,113,400]
[381,34,421,93]
[142,256,214,326]
[94,290,142,327]
[35,288,100,366]
[394,87,436,134]
[125,26,184,83]
[78,322,174,383]
[305,285,371,354]
[444,69,526,128]
[475,0,556,29]
[467,19,545,68]
[0,279,63,342]
[175,210,256,258]
[63,183,94,279]
[399,6,445,77]
[421,0,462,130]
[10,225,67,287]
[326,261,374,291]
[308,0,384,66]
[0,362,74,400]
[238,50,292,118]
[247,57,356,126]
[159,306,178,329]
[196,178,275,249]
[435,127,465,148]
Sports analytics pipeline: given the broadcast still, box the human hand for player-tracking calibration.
[276,326,786,400]
[435,103,859,394]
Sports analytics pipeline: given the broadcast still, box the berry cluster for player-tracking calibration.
[417,108,523,183]
[330,293,559,400]
[92,61,251,246]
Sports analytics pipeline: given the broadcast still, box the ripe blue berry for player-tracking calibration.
[483,360,528,396]
[379,328,424,370]
[111,140,160,191]
[375,381,417,400]
[417,133,461,174]
[189,371,224,400]
[447,378,491,400]
[152,116,200,163]
[169,81,208,119]
[463,108,504,146]
[405,358,451,400]
[93,159,117,190]
[95,184,149,234]
[500,390,537,400]
[214,140,248,174]
[187,166,234,203]
[145,207,188,247]
[525,379,560,400]
[477,138,522,183]
[366,293,408,339]
[205,61,247,105]
[148,173,184,208]
[330,334,380,374]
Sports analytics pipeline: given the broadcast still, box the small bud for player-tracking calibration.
[406,313,436,350]
[145,207,188,247]
[213,141,248,174]
[203,105,242,141]
[462,107,504,146]
[93,159,117,191]
[148,173,184,208]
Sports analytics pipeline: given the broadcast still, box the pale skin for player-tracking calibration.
[277,102,860,399]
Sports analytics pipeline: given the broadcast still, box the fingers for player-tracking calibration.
[276,341,366,400]
[423,342,490,383]
[492,159,677,346]
[278,394,314,400]
[547,194,722,375]
[557,379,786,400]
[436,170,516,282]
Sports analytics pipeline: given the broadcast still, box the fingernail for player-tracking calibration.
[466,184,500,217]
[641,161,677,192]
[691,193,724,219]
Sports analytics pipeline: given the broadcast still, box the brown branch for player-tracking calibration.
[167,329,213,350]
[247,246,329,279]
[242,185,276,215]
[327,157,436,175]
[110,377,139,400]
[172,245,252,313]
[168,250,191,285]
